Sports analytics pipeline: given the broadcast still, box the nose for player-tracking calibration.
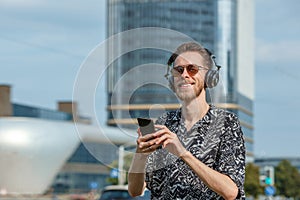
[181,67,190,78]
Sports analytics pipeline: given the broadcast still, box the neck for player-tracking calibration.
[181,90,209,124]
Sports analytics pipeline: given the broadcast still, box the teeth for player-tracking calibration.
[180,83,191,87]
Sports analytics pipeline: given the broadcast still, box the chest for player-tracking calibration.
[171,120,222,163]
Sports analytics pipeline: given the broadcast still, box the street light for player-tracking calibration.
[118,143,135,185]
[118,145,125,185]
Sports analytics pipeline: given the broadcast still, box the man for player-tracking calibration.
[128,42,245,199]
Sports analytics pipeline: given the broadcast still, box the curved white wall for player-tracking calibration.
[0,117,136,195]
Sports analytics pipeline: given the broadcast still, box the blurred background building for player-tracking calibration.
[255,157,300,172]
[0,85,130,194]
[106,0,254,161]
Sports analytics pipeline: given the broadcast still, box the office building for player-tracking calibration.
[106,0,254,161]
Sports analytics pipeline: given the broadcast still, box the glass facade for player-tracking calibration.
[107,0,217,124]
[68,143,118,165]
[51,142,119,193]
[13,103,72,121]
[107,0,254,160]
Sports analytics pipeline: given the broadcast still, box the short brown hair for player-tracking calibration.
[167,42,213,69]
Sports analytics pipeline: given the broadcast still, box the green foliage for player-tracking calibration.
[275,159,300,198]
[106,151,134,185]
[106,177,118,185]
[244,163,263,198]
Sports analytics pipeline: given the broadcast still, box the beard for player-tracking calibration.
[175,82,203,102]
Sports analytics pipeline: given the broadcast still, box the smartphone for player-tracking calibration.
[137,118,155,136]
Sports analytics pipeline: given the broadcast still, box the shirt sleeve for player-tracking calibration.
[215,113,246,199]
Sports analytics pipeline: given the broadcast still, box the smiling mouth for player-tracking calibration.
[178,83,194,87]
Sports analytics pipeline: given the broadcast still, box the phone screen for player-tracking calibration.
[137,118,155,136]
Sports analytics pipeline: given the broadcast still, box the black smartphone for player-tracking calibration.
[137,118,155,136]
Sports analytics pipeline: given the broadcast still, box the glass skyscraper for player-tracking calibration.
[107,0,254,161]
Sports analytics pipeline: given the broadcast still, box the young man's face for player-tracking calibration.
[173,51,208,101]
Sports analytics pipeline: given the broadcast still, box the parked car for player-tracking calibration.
[99,185,150,200]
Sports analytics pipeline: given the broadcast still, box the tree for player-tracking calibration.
[244,163,263,198]
[275,159,300,199]
[106,151,134,185]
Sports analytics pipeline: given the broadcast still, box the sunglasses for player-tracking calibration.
[171,64,208,77]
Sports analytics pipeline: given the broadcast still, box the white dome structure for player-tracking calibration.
[0,117,137,195]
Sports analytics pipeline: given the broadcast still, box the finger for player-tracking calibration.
[162,138,171,148]
[144,133,157,141]
[138,137,158,149]
[144,145,152,152]
[137,128,142,137]
[155,133,170,145]
[138,141,148,149]
[153,125,167,133]
[142,145,154,153]
[153,127,170,137]
[138,133,156,143]
[154,124,166,129]
[151,143,162,150]
[142,143,162,152]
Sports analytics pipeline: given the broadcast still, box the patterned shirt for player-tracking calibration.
[145,105,245,200]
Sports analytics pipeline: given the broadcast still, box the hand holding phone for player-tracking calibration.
[137,118,163,150]
[137,118,155,136]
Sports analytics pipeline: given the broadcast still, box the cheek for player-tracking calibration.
[173,76,181,85]
[195,73,206,85]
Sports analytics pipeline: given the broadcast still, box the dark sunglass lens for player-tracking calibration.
[177,66,184,74]
[187,65,199,76]
[172,66,184,75]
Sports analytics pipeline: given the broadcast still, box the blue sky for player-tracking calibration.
[0,0,299,158]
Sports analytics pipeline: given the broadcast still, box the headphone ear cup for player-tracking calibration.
[205,69,219,88]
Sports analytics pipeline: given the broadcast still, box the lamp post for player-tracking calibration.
[118,145,125,185]
[117,143,135,185]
